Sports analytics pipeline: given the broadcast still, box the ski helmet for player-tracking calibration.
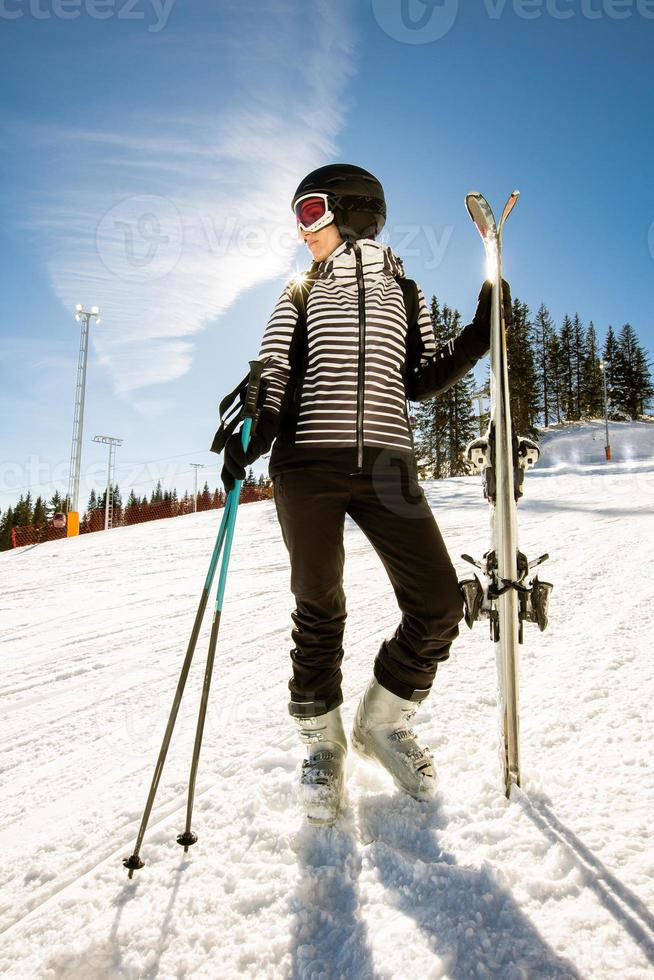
[291,164,386,243]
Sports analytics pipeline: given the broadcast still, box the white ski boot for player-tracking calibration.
[351,678,436,801]
[290,702,347,825]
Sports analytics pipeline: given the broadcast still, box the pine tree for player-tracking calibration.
[445,309,478,475]
[0,506,15,551]
[14,493,33,526]
[507,299,539,435]
[49,491,63,517]
[413,297,451,478]
[614,324,654,419]
[532,304,555,427]
[633,344,654,416]
[151,480,163,504]
[559,316,575,420]
[602,327,619,418]
[580,322,603,418]
[32,496,47,527]
[87,489,98,511]
[546,331,564,424]
[571,314,586,419]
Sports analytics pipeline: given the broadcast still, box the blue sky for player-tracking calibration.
[1,0,653,510]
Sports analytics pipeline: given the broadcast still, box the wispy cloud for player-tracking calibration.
[14,0,356,403]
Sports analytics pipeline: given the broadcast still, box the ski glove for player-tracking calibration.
[221,408,279,493]
[473,278,513,341]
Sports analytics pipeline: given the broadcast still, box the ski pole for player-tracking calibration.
[177,363,264,852]
[123,360,264,877]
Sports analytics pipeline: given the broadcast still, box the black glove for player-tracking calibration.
[221,409,279,493]
[472,278,513,341]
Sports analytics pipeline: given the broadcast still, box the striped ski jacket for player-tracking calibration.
[258,238,491,478]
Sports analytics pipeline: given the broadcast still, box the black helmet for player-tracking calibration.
[291,163,386,242]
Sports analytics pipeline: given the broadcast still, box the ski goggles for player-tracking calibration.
[293,193,335,235]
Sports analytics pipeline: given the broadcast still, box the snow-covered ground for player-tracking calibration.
[1,421,653,979]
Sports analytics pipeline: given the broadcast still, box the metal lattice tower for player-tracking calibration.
[93,435,123,529]
[67,305,101,513]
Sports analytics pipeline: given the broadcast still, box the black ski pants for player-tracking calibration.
[273,468,463,712]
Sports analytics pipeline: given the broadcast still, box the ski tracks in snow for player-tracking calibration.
[1,428,654,978]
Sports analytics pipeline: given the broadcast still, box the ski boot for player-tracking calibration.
[289,701,347,826]
[351,678,436,801]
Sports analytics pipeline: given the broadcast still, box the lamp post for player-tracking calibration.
[599,360,612,461]
[93,435,123,530]
[190,463,205,512]
[67,304,101,536]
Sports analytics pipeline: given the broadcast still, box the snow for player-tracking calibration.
[1,421,653,979]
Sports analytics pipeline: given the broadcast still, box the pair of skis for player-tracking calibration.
[461,191,552,798]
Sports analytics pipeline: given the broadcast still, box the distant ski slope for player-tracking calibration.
[1,422,652,979]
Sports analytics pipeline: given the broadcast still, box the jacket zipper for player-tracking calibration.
[354,243,366,471]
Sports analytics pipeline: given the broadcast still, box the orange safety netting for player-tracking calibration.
[11,485,273,548]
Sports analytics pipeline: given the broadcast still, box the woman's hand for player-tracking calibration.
[221,409,279,493]
[472,279,513,338]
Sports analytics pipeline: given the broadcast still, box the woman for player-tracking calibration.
[221,164,510,825]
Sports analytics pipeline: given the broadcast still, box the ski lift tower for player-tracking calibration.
[93,435,123,530]
[190,463,205,512]
[67,304,101,536]
[472,385,490,437]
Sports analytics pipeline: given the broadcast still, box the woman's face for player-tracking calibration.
[301,220,343,262]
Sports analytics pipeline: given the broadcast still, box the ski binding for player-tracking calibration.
[460,550,552,641]
[466,434,540,502]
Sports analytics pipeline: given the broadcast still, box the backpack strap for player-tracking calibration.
[395,276,423,395]
[395,275,419,332]
[210,366,269,455]
[287,268,320,385]
[289,268,319,335]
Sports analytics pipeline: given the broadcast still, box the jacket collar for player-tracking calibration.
[314,238,406,281]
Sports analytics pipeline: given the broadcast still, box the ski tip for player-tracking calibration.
[465,192,496,240]
[499,190,521,232]
[465,191,486,212]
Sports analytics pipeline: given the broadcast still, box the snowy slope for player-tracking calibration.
[1,422,653,979]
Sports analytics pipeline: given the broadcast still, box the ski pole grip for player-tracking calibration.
[243,360,265,420]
